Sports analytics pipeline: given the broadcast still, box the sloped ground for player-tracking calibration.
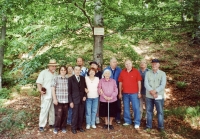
[1,38,200,139]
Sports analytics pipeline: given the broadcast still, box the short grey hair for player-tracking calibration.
[103,69,111,76]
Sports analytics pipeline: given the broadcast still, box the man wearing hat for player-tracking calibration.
[144,59,166,132]
[36,59,58,132]
[88,61,102,124]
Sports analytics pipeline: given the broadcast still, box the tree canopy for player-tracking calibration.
[0,0,199,85]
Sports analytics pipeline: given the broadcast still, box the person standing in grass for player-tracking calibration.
[87,61,102,124]
[66,65,74,126]
[98,69,118,130]
[103,57,122,124]
[36,59,58,132]
[85,68,99,129]
[138,60,149,120]
[68,66,87,134]
[118,59,142,130]
[144,59,166,132]
[51,66,69,134]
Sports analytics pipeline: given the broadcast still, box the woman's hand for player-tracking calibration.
[100,89,104,95]
[83,97,86,101]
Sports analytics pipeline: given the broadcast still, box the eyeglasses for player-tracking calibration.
[60,70,66,71]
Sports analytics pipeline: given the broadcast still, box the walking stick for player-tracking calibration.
[108,100,109,131]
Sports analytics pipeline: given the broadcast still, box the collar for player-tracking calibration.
[126,68,133,73]
[58,75,67,79]
[103,78,111,82]
[153,69,160,74]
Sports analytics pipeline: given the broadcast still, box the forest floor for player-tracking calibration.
[1,36,200,139]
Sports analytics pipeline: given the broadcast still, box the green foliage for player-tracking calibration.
[176,81,187,89]
[165,106,200,120]
[0,108,31,134]
[0,88,12,99]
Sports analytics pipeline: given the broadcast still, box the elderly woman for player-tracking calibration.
[51,66,68,134]
[98,69,118,130]
[85,68,99,129]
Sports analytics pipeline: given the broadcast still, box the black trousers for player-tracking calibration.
[71,102,85,130]
[54,103,68,130]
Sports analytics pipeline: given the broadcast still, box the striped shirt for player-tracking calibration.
[51,75,68,103]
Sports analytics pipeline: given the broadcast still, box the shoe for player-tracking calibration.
[123,123,130,126]
[116,120,121,124]
[62,129,67,133]
[49,125,54,128]
[91,125,96,129]
[96,117,100,124]
[103,124,108,129]
[39,127,44,132]
[134,125,139,128]
[158,128,165,132]
[53,129,58,134]
[109,125,114,130]
[86,125,90,129]
[78,128,85,132]
[71,129,77,134]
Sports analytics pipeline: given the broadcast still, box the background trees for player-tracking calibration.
[0,0,199,86]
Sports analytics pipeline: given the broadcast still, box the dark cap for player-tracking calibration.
[89,61,98,66]
[151,59,159,63]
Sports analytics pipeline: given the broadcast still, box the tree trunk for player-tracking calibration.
[94,0,103,69]
[0,15,7,88]
[193,1,200,45]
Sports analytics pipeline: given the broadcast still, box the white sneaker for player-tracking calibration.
[134,125,139,128]
[96,117,100,124]
[91,125,96,129]
[86,125,90,129]
[123,123,130,126]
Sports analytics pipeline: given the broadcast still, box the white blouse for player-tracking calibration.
[85,76,99,98]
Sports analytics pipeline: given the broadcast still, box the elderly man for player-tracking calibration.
[68,66,87,134]
[144,59,166,132]
[138,60,149,120]
[76,57,88,77]
[103,57,122,124]
[118,59,142,130]
[36,59,58,132]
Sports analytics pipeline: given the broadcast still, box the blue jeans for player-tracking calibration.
[86,97,99,125]
[123,93,140,126]
[146,97,164,129]
[67,107,72,124]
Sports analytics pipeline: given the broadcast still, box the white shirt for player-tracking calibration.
[85,76,99,98]
[36,69,57,99]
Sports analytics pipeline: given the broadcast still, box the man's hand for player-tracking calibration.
[53,99,58,105]
[70,102,74,108]
[40,90,45,95]
[153,93,158,98]
[100,89,104,95]
[85,88,89,93]
[138,93,141,98]
[83,97,86,101]
[150,90,156,96]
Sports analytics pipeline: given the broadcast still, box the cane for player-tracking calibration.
[107,100,109,131]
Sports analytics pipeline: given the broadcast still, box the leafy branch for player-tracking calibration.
[74,2,93,29]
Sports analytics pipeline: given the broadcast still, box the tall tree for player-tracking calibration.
[0,15,6,88]
[94,0,103,68]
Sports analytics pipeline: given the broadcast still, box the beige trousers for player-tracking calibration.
[39,98,55,127]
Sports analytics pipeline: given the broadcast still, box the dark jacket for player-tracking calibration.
[68,75,87,104]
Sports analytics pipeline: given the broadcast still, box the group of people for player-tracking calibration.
[36,57,166,134]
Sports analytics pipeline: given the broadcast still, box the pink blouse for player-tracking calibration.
[98,78,118,102]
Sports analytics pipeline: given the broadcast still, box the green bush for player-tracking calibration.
[0,88,12,99]
[176,81,187,89]
[0,108,31,134]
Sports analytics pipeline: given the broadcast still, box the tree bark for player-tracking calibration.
[94,0,103,69]
[0,15,7,88]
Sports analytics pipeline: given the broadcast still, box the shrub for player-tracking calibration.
[0,88,12,99]
[176,81,187,89]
